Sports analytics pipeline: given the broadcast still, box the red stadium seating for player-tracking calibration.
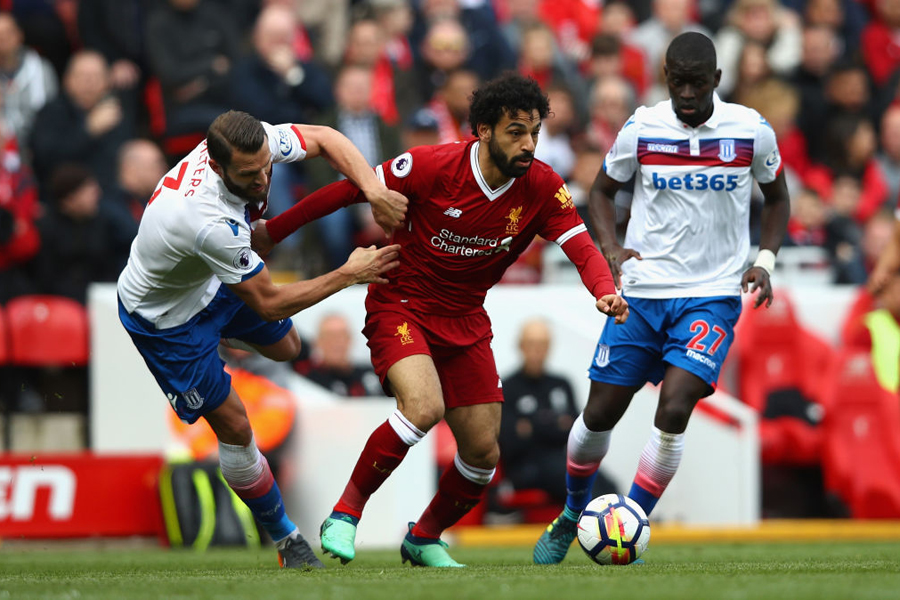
[820,350,900,518]
[728,290,833,412]
[0,303,8,365]
[6,295,90,367]
[839,288,876,348]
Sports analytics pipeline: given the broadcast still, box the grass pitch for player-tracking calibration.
[1,541,898,600]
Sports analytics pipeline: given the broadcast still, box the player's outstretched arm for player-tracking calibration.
[869,218,900,295]
[296,124,407,234]
[742,171,790,309]
[589,169,641,289]
[227,244,400,321]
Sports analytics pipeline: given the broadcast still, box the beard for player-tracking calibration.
[221,167,271,205]
[488,136,533,179]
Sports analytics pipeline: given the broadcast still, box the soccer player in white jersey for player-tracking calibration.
[533,32,790,564]
[117,111,405,569]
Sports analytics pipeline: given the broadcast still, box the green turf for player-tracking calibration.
[1,542,899,600]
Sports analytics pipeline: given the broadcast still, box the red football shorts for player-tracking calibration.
[362,306,504,408]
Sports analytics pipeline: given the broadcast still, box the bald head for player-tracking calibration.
[519,318,552,376]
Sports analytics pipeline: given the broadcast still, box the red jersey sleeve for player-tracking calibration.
[534,171,615,299]
[376,146,438,201]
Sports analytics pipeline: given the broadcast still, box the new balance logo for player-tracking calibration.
[444,207,462,218]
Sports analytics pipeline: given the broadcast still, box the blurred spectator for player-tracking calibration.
[791,25,841,165]
[401,106,441,148]
[295,0,351,67]
[0,90,40,302]
[565,145,604,235]
[843,271,900,392]
[498,318,615,504]
[742,78,810,181]
[30,163,137,303]
[371,0,421,122]
[428,68,479,143]
[818,112,889,224]
[0,12,57,149]
[726,41,773,106]
[824,175,868,284]
[30,50,134,194]
[587,31,648,105]
[876,104,900,208]
[861,0,900,88]
[145,0,238,139]
[232,4,334,125]
[411,0,515,89]
[416,17,471,105]
[534,86,576,180]
[535,0,601,66]
[861,209,897,275]
[715,0,802,98]
[6,0,74,76]
[585,74,635,154]
[800,0,867,58]
[298,313,383,397]
[305,65,402,270]
[517,23,588,122]
[628,0,711,84]
[343,18,415,128]
[112,139,168,223]
[77,0,145,107]
[786,186,828,246]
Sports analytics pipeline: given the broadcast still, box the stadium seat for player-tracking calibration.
[6,295,90,367]
[728,290,833,412]
[838,287,876,348]
[0,303,8,365]
[820,350,900,518]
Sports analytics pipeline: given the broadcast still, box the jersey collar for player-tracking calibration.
[470,141,516,201]
[671,92,724,130]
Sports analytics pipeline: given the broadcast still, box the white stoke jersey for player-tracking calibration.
[604,93,781,298]
[117,122,307,329]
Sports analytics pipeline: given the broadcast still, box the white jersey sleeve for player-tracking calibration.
[263,122,308,164]
[751,115,781,184]
[196,219,264,284]
[603,112,640,183]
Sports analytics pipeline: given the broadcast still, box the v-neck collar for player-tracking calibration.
[470,141,516,201]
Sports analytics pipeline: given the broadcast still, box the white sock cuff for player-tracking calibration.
[388,409,425,446]
[571,413,612,447]
[651,426,685,450]
[453,454,495,485]
[218,437,265,486]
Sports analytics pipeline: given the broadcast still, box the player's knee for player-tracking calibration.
[654,400,693,433]
[403,400,444,431]
[266,330,303,362]
[582,402,621,432]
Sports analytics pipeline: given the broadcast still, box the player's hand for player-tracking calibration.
[340,244,401,285]
[365,187,408,236]
[602,243,642,289]
[741,266,773,308]
[251,219,275,257]
[596,294,629,324]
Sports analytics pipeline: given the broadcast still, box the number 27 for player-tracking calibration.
[686,320,727,355]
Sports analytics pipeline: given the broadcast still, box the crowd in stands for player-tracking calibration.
[4,0,900,291]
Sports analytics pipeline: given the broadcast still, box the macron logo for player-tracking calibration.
[647,143,678,154]
[444,207,462,218]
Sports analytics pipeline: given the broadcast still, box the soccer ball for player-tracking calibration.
[577,494,651,565]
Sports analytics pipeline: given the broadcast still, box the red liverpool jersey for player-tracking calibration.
[369,140,587,315]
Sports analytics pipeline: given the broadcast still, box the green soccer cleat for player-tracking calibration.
[400,522,466,568]
[320,512,358,564]
[533,512,578,565]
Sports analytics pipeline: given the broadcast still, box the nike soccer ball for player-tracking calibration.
[577,494,651,565]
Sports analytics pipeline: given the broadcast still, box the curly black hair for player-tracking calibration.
[468,72,550,137]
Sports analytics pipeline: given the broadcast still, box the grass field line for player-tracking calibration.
[452,519,900,547]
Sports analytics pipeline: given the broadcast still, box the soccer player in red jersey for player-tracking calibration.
[256,73,630,567]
